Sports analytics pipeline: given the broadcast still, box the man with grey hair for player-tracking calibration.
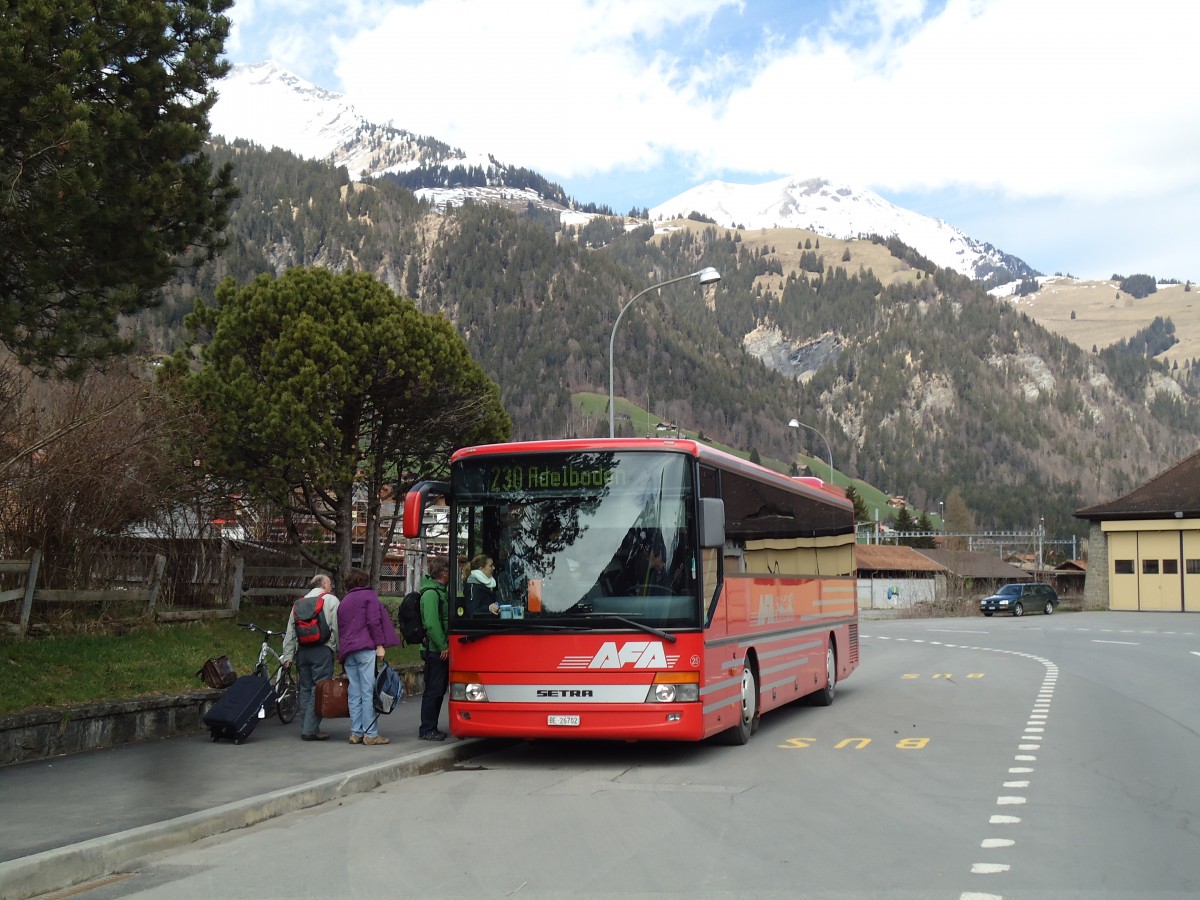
[282,573,340,741]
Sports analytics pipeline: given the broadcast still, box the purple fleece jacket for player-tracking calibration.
[336,585,400,662]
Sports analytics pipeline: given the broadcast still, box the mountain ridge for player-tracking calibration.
[211,62,1033,282]
[187,70,1200,539]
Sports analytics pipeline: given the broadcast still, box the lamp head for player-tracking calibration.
[697,266,721,285]
[788,418,800,428]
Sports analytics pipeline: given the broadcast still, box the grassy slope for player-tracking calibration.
[1014,279,1199,365]
[1,601,423,716]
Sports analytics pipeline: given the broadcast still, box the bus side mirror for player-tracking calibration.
[698,497,725,549]
[402,480,450,538]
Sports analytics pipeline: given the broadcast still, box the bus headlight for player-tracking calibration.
[645,674,699,703]
[451,675,488,702]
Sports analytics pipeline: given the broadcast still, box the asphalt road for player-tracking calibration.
[55,611,1200,899]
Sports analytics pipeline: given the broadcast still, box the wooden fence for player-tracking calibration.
[2,539,412,636]
[1,552,166,637]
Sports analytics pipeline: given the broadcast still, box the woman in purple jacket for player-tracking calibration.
[336,568,400,745]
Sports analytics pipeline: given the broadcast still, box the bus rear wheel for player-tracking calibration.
[811,640,836,707]
[720,660,759,745]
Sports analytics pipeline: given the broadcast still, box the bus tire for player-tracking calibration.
[811,639,836,707]
[720,659,759,745]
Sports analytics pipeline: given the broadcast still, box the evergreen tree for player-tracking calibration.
[0,0,237,376]
[843,483,869,523]
[162,268,510,585]
[912,511,937,549]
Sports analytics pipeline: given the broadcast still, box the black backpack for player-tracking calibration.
[294,593,332,646]
[397,589,427,646]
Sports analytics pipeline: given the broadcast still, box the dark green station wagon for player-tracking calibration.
[980,582,1059,617]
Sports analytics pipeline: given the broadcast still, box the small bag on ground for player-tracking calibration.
[315,674,350,718]
[196,655,237,689]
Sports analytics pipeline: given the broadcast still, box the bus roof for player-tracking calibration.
[450,438,852,512]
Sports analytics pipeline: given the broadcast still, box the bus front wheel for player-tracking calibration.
[720,660,759,745]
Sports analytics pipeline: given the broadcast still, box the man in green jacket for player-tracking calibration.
[418,555,450,741]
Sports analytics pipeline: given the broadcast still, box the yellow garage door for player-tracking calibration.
[1108,532,1139,610]
[1185,531,1200,613]
[1137,531,1182,611]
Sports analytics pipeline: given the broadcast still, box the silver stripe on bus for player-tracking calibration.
[761,657,809,679]
[484,684,649,703]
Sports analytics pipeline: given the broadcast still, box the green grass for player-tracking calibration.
[0,599,423,717]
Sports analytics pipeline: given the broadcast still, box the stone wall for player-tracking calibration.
[0,663,426,767]
[1083,522,1108,610]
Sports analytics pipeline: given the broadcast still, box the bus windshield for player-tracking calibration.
[451,450,699,629]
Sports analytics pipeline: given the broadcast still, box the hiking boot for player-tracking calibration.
[418,730,448,741]
[363,735,391,745]
[348,734,363,744]
[301,732,330,741]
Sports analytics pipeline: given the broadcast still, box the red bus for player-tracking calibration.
[402,438,858,744]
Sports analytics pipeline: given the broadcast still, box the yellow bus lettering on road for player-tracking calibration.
[835,738,872,749]
[778,737,817,749]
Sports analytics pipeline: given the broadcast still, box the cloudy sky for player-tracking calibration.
[225,0,1198,281]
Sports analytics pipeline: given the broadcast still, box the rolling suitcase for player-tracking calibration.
[203,674,273,744]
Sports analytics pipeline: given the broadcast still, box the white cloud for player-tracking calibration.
[324,0,1199,204]
[226,0,1200,278]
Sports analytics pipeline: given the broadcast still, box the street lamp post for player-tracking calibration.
[608,267,721,437]
[788,418,834,483]
[938,500,945,529]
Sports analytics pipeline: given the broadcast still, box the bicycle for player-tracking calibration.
[238,622,299,725]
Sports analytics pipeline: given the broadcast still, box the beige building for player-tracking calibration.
[1075,448,1200,611]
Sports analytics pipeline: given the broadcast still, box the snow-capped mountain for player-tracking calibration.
[211,62,573,215]
[210,61,487,180]
[211,62,1034,281]
[650,176,1034,281]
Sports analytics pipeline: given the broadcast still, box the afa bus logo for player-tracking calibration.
[563,641,681,669]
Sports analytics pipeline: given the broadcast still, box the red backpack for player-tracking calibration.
[294,593,332,645]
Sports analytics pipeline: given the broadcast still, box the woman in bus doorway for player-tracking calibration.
[464,554,500,617]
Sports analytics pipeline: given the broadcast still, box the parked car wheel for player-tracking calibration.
[1043,599,1055,615]
[1013,602,1024,617]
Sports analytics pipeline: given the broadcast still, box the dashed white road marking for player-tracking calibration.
[865,630,1059,899]
[1093,639,1138,645]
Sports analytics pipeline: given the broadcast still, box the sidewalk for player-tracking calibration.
[0,694,502,899]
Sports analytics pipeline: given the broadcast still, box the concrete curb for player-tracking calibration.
[0,736,506,900]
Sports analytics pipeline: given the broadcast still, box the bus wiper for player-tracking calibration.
[456,623,593,644]
[570,614,677,642]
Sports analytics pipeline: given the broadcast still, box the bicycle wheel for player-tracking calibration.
[273,665,298,724]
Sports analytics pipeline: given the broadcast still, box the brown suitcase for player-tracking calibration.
[315,674,350,718]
